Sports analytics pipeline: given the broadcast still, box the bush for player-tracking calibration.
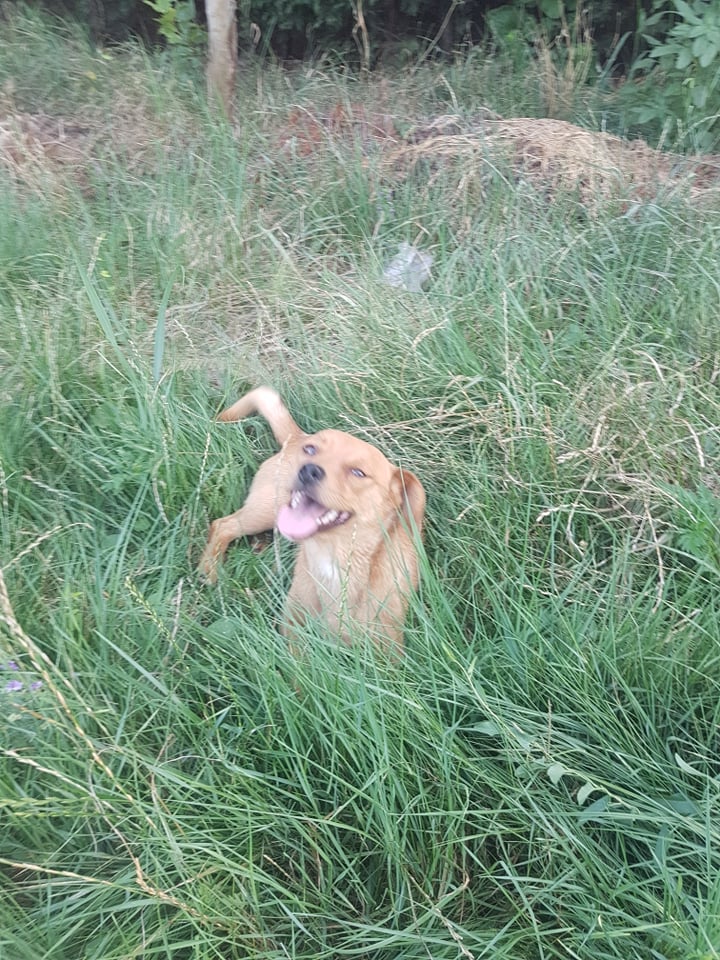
[626,0,720,149]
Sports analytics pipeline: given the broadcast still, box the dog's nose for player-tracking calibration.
[298,462,325,487]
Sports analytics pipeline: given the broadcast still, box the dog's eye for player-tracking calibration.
[350,467,366,478]
[303,444,317,456]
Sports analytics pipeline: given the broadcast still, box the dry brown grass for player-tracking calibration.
[0,73,201,196]
[389,115,720,211]
[3,77,720,214]
[0,110,95,195]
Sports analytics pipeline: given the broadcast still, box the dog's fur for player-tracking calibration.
[198,388,425,652]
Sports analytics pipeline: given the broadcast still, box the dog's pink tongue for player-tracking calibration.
[277,498,325,541]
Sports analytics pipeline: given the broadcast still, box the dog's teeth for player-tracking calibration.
[291,491,302,508]
[318,509,339,526]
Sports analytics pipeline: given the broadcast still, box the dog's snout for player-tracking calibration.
[298,462,325,487]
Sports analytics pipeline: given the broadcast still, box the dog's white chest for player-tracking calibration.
[305,542,343,597]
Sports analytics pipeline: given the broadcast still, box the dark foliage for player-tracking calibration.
[40,0,653,68]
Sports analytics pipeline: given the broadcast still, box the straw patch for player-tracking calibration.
[388,115,720,211]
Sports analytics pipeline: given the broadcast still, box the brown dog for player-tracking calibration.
[198,387,425,652]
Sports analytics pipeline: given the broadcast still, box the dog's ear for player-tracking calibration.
[393,469,426,536]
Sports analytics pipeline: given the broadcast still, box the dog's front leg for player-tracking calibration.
[198,454,290,582]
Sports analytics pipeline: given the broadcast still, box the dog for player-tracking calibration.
[198,387,425,652]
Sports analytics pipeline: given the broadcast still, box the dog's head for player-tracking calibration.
[276,430,425,543]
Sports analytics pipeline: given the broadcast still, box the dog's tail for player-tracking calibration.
[216,387,303,446]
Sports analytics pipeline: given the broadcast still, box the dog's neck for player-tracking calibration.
[302,521,392,599]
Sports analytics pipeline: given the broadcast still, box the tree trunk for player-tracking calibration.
[206,0,237,118]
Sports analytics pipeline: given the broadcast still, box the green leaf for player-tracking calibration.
[578,795,611,823]
[75,260,133,377]
[674,752,704,776]
[547,762,568,785]
[473,721,502,736]
[699,43,719,67]
[673,0,703,26]
[637,105,663,122]
[692,83,709,106]
[205,618,245,641]
[654,824,670,864]
[676,47,693,69]
[538,0,562,19]
[692,34,708,58]
[577,782,598,805]
[645,11,666,28]
[663,797,699,816]
[153,275,175,385]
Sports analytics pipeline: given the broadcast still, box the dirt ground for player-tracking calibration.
[3,97,719,211]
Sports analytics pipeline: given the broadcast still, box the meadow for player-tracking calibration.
[1,8,719,958]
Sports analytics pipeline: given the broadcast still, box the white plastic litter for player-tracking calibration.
[382,242,433,292]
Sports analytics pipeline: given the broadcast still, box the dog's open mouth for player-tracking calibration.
[277,490,352,542]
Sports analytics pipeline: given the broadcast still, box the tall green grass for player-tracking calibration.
[1,8,719,959]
